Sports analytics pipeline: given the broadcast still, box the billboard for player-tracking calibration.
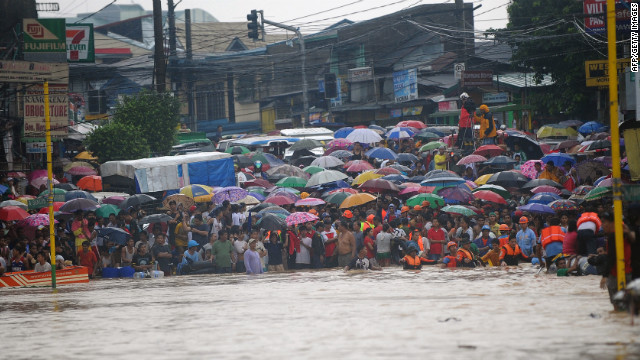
[0,60,68,83]
[393,69,418,103]
[66,24,95,63]
[23,19,66,53]
[583,0,631,34]
[585,58,630,86]
[24,83,69,137]
[461,70,493,87]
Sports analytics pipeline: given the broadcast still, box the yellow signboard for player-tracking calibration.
[585,58,630,87]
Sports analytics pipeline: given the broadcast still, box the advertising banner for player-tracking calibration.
[393,69,418,103]
[24,83,69,137]
[23,18,66,53]
[0,60,68,83]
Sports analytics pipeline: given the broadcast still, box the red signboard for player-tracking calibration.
[584,0,631,34]
[461,70,493,87]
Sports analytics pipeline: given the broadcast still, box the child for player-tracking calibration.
[481,239,501,267]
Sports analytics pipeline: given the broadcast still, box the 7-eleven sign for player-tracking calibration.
[66,23,95,63]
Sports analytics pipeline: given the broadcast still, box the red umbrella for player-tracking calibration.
[0,206,30,221]
[7,172,27,178]
[530,185,562,195]
[375,167,401,176]
[346,161,374,173]
[399,186,436,196]
[473,190,507,204]
[264,195,295,206]
[359,179,399,193]
[457,154,487,165]
[67,166,97,176]
[473,145,504,157]
[38,202,65,214]
[397,120,427,129]
[243,179,273,188]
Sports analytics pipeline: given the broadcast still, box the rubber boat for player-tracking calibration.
[0,266,89,288]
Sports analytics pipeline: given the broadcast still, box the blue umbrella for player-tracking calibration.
[65,190,98,202]
[97,227,131,245]
[262,153,285,166]
[366,147,398,160]
[248,192,266,201]
[381,174,409,183]
[541,153,576,166]
[386,127,415,139]
[397,153,419,163]
[578,121,605,135]
[334,127,355,139]
[0,184,7,194]
[528,192,562,205]
[517,203,555,215]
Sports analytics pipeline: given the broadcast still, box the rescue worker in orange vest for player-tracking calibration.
[441,241,459,268]
[498,224,510,247]
[408,228,429,257]
[576,210,602,255]
[360,214,374,232]
[539,217,566,268]
[400,245,436,270]
[477,104,497,145]
[500,235,529,266]
[456,235,477,268]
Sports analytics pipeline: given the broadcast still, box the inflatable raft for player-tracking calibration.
[0,266,89,288]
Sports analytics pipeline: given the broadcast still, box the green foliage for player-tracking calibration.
[85,90,180,162]
[85,122,150,162]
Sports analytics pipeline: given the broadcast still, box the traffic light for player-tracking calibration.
[247,10,259,39]
[324,73,338,99]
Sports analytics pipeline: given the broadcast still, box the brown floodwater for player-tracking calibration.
[1,265,639,359]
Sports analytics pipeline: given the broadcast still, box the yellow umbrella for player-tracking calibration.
[339,193,377,209]
[352,171,383,185]
[75,151,98,161]
[537,126,578,138]
[475,174,493,185]
[180,184,214,203]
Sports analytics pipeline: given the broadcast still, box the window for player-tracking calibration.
[87,90,107,114]
[195,83,226,120]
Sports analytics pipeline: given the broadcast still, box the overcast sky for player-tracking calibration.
[52,0,511,32]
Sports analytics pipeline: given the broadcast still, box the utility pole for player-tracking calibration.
[168,0,177,57]
[153,0,166,92]
[455,0,466,61]
[185,9,195,131]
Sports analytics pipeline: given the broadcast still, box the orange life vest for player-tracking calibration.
[403,255,423,270]
[443,255,457,268]
[577,212,601,233]
[456,248,473,261]
[540,226,564,249]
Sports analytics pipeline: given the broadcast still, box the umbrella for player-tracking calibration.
[264,196,295,206]
[306,170,348,187]
[243,179,273,189]
[75,151,98,161]
[302,166,325,175]
[419,141,445,152]
[60,198,99,212]
[139,213,174,224]
[359,179,399,193]
[578,121,605,135]
[473,145,504,157]
[96,204,121,218]
[249,203,273,213]
[586,140,611,152]
[162,194,195,210]
[473,190,507,204]
[37,202,65,214]
[256,213,288,230]
[28,169,49,181]
[554,140,580,151]
[67,166,97,176]
[97,227,131,245]
[441,205,476,217]
[180,184,214,202]
[596,178,614,187]
[346,161,374,173]
[541,153,576,166]
[397,153,419,163]
[375,167,401,176]
[328,150,353,161]
[537,125,578,138]
[326,138,353,152]
[213,187,248,204]
[406,194,444,208]
[390,164,412,173]
[276,176,308,188]
[55,183,78,191]
[483,156,517,166]
[247,192,266,201]
[295,198,325,207]
[118,194,156,210]
[531,185,563,195]
[473,184,510,199]
[573,185,594,196]
[528,192,562,205]
[339,193,377,209]
[522,179,564,190]
[286,212,319,226]
[365,147,398,160]
[324,192,351,205]
[415,131,442,142]
[386,127,415,139]
[236,195,262,205]
[352,171,383,185]
[438,185,474,204]
[225,146,251,155]
[558,120,584,127]
[233,154,254,167]
[549,199,578,212]
[397,120,427,129]
[474,174,493,185]
[291,149,316,160]
[30,177,59,188]
[346,129,383,144]
[289,139,323,151]
[517,203,555,215]
[487,171,530,188]
[65,190,98,202]
[457,154,487,165]
[257,206,290,217]
[584,186,611,201]
[399,186,435,196]
[63,161,94,172]
[100,195,127,206]
[381,174,409,184]
[7,171,27,178]
[504,130,544,160]
[311,156,344,168]
[39,187,67,198]
[421,170,464,186]
[0,200,28,210]
[326,188,359,196]
[0,206,30,221]
[519,160,544,179]
[17,214,57,227]
[334,127,355,139]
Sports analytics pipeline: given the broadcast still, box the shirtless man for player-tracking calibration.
[337,221,356,268]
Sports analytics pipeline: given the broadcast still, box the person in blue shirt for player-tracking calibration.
[516,216,536,257]
[182,240,202,265]
[244,238,263,275]
[473,225,493,257]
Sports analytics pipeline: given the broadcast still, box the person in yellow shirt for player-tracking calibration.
[434,146,448,170]
[538,161,562,183]
[478,104,496,145]
[481,239,501,266]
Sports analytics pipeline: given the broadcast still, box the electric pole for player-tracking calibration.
[153,0,166,92]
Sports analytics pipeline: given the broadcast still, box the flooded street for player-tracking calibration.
[2,266,639,360]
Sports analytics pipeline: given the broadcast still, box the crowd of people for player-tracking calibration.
[1,93,639,310]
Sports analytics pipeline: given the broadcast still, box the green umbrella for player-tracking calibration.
[324,192,350,205]
[251,152,270,164]
[473,184,511,199]
[246,187,267,196]
[406,193,445,208]
[415,132,441,142]
[419,141,445,152]
[584,186,611,202]
[96,204,120,218]
[276,176,308,188]
[225,146,250,154]
[38,188,67,197]
[303,166,326,175]
[441,205,476,217]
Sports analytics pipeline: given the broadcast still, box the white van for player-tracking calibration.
[280,127,334,159]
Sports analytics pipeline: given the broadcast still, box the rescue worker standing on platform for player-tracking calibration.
[457,92,476,151]
[478,104,497,145]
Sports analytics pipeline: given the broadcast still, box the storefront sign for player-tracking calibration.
[461,70,493,87]
[66,23,95,62]
[393,69,418,103]
[23,83,69,137]
[26,142,48,153]
[0,60,68,83]
[348,67,373,82]
[585,58,630,86]
[23,18,66,53]
[482,92,510,104]
[403,106,422,116]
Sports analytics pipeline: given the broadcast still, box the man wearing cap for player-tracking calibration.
[516,216,536,257]
[244,238,263,275]
[474,225,493,257]
[488,212,500,236]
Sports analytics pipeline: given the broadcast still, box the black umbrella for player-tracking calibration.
[55,183,78,191]
[118,194,157,210]
[60,198,100,212]
[328,150,353,161]
[414,131,441,142]
[267,173,288,183]
[586,140,611,152]
[504,131,544,160]
[397,153,419,163]
[291,148,315,159]
[97,227,131,245]
[483,156,517,165]
[256,213,287,231]
[575,160,609,183]
[249,203,273,213]
[390,164,412,173]
[139,213,173,224]
[65,190,98,202]
[522,179,564,190]
[487,171,530,188]
[289,139,323,151]
[227,146,248,155]
[293,156,317,167]
[233,154,253,167]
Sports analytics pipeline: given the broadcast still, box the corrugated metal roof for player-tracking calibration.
[495,72,554,88]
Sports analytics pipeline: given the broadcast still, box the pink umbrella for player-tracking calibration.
[465,180,478,189]
[326,138,353,151]
[264,195,295,206]
[346,161,374,173]
[28,169,48,181]
[17,214,58,227]
[397,120,427,129]
[286,212,319,226]
[519,160,544,179]
[531,185,562,195]
[375,167,401,176]
[102,196,128,205]
[399,186,436,196]
[457,154,487,165]
[327,188,359,195]
[67,166,97,176]
[30,176,60,188]
[294,197,326,207]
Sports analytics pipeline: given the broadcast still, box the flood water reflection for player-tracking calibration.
[2,266,639,359]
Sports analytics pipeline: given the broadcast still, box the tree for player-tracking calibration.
[490,0,609,118]
[85,122,150,162]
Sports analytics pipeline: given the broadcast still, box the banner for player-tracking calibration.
[24,83,69,137]
[66,24,95,63]
[23,19,66,53]
[0,60,68,83]
[393,69,418,103]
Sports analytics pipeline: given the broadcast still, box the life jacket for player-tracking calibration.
[498,235,509,248]
[443,255,457,268]
[409,233,425,252]
[577,212,601,233]
[360,221,372,232]
[500,243,527,266]
[403,255,423,270]
[540,226,565,249]
[456,248,476,268]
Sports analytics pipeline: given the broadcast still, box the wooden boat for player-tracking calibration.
[0,266,89,288]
